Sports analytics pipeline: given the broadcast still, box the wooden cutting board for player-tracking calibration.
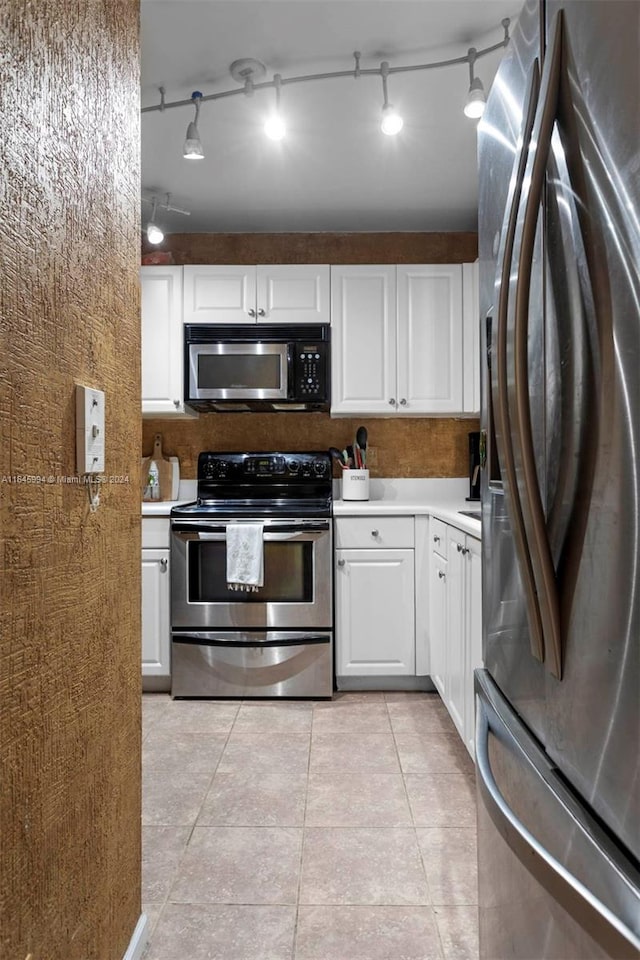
[142,433,173,501]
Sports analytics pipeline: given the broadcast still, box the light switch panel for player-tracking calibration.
[76,384,105,474]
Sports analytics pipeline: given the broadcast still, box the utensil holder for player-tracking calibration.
[341,469,370,501]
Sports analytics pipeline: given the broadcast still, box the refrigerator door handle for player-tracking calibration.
[475,681,640,959]
[493,58,546,663]
[510,12,565,678]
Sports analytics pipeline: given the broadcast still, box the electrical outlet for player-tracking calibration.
[75,384,105,474]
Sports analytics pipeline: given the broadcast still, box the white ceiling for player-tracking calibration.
[140,0,517,234]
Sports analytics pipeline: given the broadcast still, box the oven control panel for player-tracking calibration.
[199,451,330,482]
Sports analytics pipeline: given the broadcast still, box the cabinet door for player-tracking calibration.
[462,261,480,414]
[464,535,482,757]
[397,264,463,413]
[429,551,448,698]
[142,549,170,677]
[256,265,330,323]
[141,266,193,416]
[330,266,397,415]
[183,265,257,324]
[445,528,466,739]
[336,548,415,675]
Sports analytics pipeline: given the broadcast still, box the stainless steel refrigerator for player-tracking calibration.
[476,1,640,957]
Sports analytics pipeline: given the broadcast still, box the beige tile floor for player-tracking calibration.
[142,691,479,960]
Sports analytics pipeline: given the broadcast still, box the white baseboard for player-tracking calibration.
[122,913,149,960]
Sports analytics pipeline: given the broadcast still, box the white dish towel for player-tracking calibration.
[226,522,264,592]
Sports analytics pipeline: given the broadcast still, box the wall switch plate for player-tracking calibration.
[76,384,105,474]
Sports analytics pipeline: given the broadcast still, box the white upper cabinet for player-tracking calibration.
[331,263,476,417]
[141,266,196,418]
[330,265,398,415]
[397,264,463,414]
[183,264,330,324]
[462,261,480,414]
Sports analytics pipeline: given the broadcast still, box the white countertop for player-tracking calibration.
[333,478,482,537]
[141,477,482,537]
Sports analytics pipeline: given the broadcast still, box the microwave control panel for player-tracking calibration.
[293,341,328,399]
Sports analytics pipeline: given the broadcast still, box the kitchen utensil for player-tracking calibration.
[356,426,368,466]
[329,447,346,469]
[142,434,173,501]
[346,445,355,469]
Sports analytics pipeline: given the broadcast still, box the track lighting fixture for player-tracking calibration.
[264,74,286,140]
[143,192,191,241]
[464,48,487,119]
[183,91,204,159]
[379,62,403,136]
[146,198,164,244]
[143,18,510,158]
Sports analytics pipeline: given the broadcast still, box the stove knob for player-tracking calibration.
[313,459,328,476]
[202,461,215,479]
[287,459,300,474]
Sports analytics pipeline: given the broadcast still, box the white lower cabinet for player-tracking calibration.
[429,519,482,757]
[142,518,171,690]
[335,517,415,679]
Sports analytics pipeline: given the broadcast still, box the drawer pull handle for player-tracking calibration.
[371,529,379,538]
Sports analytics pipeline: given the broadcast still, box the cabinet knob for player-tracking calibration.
[371,529,379,538]
[337,558,346,567]
[173,399,180,408]
[457,542,464,552]
[433,535,440,543]
[248,307,256,318]
[438,570,446,580]
[389,398,396,406]
[399,398,407,406]
[257,307,266,317]
[462,547,470,556]
[160,558,168,573]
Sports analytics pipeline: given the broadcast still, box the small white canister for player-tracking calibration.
[341,469,370,501]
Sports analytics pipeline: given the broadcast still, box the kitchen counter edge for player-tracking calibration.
[333,498,481,538]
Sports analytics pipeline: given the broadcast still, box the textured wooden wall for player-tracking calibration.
[143,232,479,477]
[143,415,478,480]
[142,231,478,264]
[0,2,141,958]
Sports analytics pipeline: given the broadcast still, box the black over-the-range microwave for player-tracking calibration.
[184,324,330,412]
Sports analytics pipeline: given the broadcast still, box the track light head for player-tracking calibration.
[464,76,486,119]
[264,74,286,140]
[147,222,164,244]
[464,49,486,119]
[146,198,164,244]
[379,61,403,136]
[381,103,403,136]
[183,91,204,158]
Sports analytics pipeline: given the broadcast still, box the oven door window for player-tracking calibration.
[188,540,313,603]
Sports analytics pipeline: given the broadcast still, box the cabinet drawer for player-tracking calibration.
[430,517,448,559]
[142,517,171,549]
[335,516,414,549]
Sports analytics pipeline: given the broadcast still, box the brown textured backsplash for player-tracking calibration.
[0,2,140,959]
[143,415,479,480]
[142,230,478,264]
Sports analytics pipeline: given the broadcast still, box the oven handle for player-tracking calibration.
[172,633,331,648]
[171,521,330,541]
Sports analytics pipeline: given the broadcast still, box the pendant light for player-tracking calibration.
[464,48,486,119]
[380,61,403,136]
[183,91,204,158]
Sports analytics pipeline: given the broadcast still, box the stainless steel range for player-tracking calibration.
[170,451,333,698]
